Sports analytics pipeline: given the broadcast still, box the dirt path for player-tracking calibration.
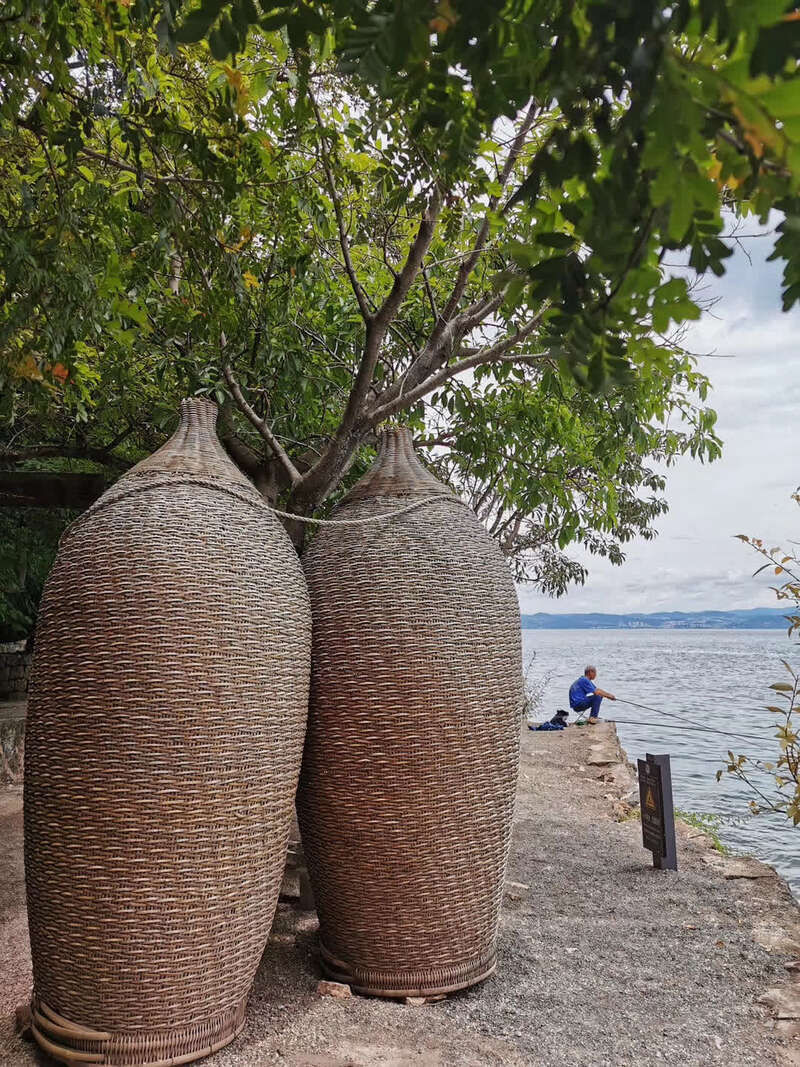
[2,723,800,1066]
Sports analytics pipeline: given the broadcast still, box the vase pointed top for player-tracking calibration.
[124,397,253,488]
[342,427,453,504]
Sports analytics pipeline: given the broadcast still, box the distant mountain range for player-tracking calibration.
[521,608,790,630]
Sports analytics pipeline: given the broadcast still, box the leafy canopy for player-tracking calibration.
[0,0,796,599]
[5,1,800,384]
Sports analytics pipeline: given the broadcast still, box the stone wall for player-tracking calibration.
[0,641,32,699]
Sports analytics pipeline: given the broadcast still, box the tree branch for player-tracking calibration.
[366,311,547,426]
[309,89,372,322]
[373,187,443,332]
[428,99,537,345]
[421,263,438,321]
[370,100,537,417]
[336,185,442,437]
[216,401,265,479]
[382,215,399,280]
[222,364,302,486]
[448,287,509,341]
[1,441,129,468]
[372,285,510,414]
[368,105,538,413]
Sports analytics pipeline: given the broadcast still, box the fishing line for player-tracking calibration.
[604,716,775,746]
[658,697,794,718]
[662,755,778,768]
[614,696,775,736]
[651,698,791,718]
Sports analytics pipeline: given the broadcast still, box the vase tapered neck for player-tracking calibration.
[124,398,253,487]
[342,427,452,503]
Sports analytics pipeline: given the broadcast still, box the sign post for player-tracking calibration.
[637,753,677,871]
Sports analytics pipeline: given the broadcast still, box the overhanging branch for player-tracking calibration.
[309,89,372,323]
[223,364,302,486]
[429,99,537,344]
[366,311,547,426]
[0,442,129,468]
[334,185,443,438]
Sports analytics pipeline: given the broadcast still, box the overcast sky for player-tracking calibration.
[519,220,800,615]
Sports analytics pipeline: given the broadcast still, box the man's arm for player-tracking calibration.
[595,688,616,700]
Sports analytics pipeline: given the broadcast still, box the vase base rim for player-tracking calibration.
[30,994,247,1067]
[319,940,497,998]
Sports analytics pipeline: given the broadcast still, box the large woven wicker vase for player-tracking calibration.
[298,428,522,998]
[24,398,311,1066]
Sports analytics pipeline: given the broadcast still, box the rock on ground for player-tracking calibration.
[2,723,800,1066]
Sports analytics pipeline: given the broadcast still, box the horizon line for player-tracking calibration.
[520,606,784,616]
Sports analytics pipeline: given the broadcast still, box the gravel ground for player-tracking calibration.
[2,722,799,1066]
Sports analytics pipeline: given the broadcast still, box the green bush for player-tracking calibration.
[0,509,73,643]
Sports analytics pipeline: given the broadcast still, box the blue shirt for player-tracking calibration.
[569,676,596,710]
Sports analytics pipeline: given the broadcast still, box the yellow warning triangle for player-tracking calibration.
[644,786,656,811]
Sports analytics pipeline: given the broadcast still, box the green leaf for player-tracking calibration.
[759,79,800,120]
[668,191,693,243]
[750,21,800,78]
[112,298,150,329]
[261,11,291,31]
[175,9,218,43]
[209,29,229,60]
[528,256,567,282]
[538,232,575,250]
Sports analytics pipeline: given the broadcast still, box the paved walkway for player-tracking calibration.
[2,723,799,1066]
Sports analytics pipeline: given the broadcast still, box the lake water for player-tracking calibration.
[522,628,800,897]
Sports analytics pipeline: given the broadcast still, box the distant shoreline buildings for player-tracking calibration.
[521,608,788,630]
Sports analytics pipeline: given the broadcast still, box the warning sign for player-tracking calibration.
[637,754,677,871]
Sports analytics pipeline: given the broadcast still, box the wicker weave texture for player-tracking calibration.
[298,428,522,998]
[24,399,311,1066]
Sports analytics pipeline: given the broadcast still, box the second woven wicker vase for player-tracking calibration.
[298,428,523,998]
[24,398,311,1066]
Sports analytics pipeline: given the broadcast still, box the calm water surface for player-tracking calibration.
[522,628,800,897]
